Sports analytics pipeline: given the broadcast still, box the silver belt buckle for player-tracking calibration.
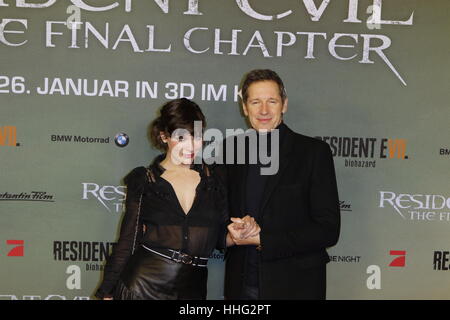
[179,252,193,265]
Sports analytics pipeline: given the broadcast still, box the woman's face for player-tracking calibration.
[162,129,203,165]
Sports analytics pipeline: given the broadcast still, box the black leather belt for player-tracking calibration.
[141,245,208,267]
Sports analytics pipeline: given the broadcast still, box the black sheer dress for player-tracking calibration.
[95,154,229,300]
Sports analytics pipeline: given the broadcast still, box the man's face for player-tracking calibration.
[242,80,288,131]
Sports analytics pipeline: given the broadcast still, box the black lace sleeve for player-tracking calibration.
[212,164,230,253]
[95,166,147,299]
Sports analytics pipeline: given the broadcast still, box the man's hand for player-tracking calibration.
[232,233,260,246]
[226,215,261,246]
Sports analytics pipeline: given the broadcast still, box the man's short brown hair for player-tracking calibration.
[241,69,287,103]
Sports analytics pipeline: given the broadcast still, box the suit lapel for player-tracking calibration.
[228,134,249,219]
[236,163,248,217]
[259,126,295,214]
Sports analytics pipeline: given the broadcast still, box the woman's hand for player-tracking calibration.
[226,215,261,246]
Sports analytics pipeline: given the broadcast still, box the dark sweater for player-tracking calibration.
[243,122,288,289]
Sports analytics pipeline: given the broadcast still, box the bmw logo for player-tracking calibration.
[114,133,129,147]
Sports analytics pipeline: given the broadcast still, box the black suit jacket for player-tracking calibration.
[220,124,340,299]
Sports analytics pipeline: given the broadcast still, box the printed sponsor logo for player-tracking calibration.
[51,134,110,144]
[209,251,224,261]
[0,294,89,300]
[0,191,55,202]
[433,251,450,270]
[340,200,352,212]
[379,191,450,222]
[315,136,408,168]
[6,240,24,257]
[82,183,126,213]
[53,240,115,272]
[389,250,406,267]
[114,132,129,147]
[0,126,19,147]
[329,255,361,263]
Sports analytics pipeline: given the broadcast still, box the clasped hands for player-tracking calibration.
[226,215,261,247]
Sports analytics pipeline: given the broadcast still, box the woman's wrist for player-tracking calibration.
[226,232,236,247]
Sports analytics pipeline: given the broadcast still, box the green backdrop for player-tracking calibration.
[1,0,449,300]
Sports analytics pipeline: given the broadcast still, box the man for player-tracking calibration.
[223,69,340,300]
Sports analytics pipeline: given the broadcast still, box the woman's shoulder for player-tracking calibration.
[202,163,227,194]
[205,163,226,182]
[124,166,149,189]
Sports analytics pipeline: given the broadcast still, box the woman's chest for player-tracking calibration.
[140,182,219,224]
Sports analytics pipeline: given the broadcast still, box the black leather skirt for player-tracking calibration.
[113,245,208,300]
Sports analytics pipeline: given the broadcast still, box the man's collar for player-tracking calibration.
[250,121,288,140]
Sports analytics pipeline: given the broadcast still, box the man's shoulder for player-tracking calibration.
[287,127,330,152]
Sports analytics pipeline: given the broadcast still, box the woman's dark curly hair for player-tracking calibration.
[150,98,206,150]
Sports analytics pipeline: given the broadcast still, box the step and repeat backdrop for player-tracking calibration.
[1,0,449,300]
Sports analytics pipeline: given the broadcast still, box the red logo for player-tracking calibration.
[389,250,406,267]
[7,240,24,257]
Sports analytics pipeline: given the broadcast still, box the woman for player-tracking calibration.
[95,98,257,300]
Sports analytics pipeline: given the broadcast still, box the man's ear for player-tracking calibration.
[282,98,288,114]
[242,102,249,116]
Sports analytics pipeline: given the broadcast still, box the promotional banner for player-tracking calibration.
[1,0,449,300]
